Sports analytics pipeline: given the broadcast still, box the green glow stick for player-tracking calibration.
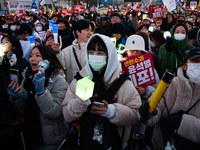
[76,76,95,101]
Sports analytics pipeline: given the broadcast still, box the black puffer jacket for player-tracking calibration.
[0,56,28,138]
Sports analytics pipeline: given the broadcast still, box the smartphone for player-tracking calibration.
[10,68,19,87]
[93,101,105,107]
[90,101,105,115]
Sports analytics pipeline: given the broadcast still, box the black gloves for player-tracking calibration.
[132,10,137,17]
[161,113,182,135]
[165,37,174,52]
[139,101,157,124]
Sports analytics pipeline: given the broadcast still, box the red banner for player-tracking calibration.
[149,5,163,18]
[61,8,72,16]
[74,5,85,13]
[121,53,156,87]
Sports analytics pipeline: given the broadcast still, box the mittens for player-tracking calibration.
[33,73,45,94]
[72,98,91,114]
[139,101,157,124]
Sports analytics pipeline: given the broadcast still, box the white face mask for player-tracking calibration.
[186,63,200,80]
[36,26,42,31]
[174,34,186,41]
[10,25,16,31]
[89,55,107,71]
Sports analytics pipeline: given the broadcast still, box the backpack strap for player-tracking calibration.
[107,73,130,100]
[73,47,82,70]
[186,98,200,113]
[106,73,130,143]
[74,72,83,81]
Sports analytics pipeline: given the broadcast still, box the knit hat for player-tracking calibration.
[123,35,148,53]
[73,19,90,32]
[111,13,121,19]
[110,23,125,35]
[36,22,46,30]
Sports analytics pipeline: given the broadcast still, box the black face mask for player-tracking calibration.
[178,20,185,23]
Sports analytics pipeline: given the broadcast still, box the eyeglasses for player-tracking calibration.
[111,17,120,20]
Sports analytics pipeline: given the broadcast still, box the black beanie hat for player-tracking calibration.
[110,23,125,35]
[111,13,121,19]
[73,19,90,32]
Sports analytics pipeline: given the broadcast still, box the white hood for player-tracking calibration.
[85,34,119,84]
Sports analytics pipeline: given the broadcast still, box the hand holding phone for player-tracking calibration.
[90,100,108,115]
[7,81,22,100]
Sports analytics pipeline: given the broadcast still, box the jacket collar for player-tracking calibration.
[72,39,86,51]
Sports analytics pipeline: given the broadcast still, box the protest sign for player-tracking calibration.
[8,1,32,13]
[38,31,46,41]
[121,53,156,87]
[120,6,128,15]
[74,5,85,13]
[61,8,72,16]
[149,5,163,18]
[190,1,197,8]
[97,6,109,15]
[162,0,176,11]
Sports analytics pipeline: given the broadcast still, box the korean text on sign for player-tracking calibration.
[149,5,163,18]
[121,53,156,87]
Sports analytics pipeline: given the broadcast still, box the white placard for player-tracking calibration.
[162,0,176,12]
[190,1,197,8]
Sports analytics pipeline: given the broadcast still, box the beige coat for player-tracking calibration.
[147,67,200,149]
[57,39,86,84]
[62,65,141,143]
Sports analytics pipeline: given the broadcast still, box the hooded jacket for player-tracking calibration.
[57,39,86,84]
[62,34,141,145]
[146,67,200,149]
[158,26,194,76]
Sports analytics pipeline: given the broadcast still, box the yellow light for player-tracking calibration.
[76,76,95,101]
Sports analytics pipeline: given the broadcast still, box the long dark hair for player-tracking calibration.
[32,45,64,74]
[87,36,109,101]
[1,35,23,59]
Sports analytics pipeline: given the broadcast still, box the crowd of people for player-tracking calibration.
[0,6,200,150]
